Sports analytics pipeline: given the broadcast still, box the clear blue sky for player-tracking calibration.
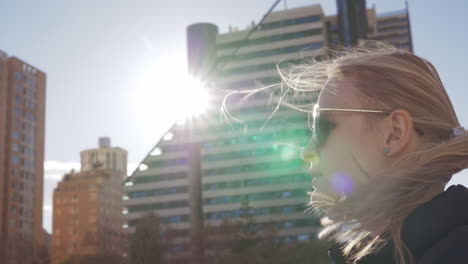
[1,0,467,232]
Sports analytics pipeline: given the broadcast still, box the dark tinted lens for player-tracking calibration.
[312,105,335,149]
[315,116,336,149]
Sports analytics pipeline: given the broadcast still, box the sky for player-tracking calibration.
[1,0,468,232]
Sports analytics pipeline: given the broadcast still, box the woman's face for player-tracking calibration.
[302,80,388,204]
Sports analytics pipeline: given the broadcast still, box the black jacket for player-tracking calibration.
[329,185,468,264]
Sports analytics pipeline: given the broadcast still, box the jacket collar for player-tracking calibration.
[332,185,468,264]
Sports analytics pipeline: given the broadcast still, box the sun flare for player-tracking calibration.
[138,66,211,120]
[131,57,213,141]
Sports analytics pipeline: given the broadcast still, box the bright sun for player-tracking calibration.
[131,57,212,140]
[176,76,211,118]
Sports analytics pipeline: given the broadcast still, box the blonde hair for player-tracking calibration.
[276,43,468,263]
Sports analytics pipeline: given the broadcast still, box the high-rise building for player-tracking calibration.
[51,169,125,264]
[326,4,412,52]
[81,137,128,177]
[0,50,46,264]
[367,8,413,51]
[0,51,8,254]
[122,2,413,264]
[52,139,127,264]
[336,0,368,47]
[122,128,195,263]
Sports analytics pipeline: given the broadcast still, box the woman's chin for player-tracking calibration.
[311,187,340,203]
[310,188,346,221]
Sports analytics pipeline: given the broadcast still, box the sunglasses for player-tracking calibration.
[310,104,389,149]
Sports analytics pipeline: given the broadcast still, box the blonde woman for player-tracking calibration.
[289,45,468,264]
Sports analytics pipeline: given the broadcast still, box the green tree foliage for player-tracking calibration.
[219,232,331,264]
[59,254,123,264]
[211,198,331,264]
[32,243,51,264]
[269,240,332,264]
[129,213,165,264]
[231,197,260,253]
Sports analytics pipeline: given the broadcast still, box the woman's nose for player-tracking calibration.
[301,140,317,162]
[301,140,320,172]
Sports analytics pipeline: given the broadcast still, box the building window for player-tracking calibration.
[90,152,94,169]
[15,72,22,81]
[14,95,22,105]
[163,132,174,141]
[151,148,162,156]
[284,221,295,229]
[12,155,20,165]
[259,15,321,31]
[218,28,323,50]
[128,200,189,213]
[284,236,294,244]
[218,42,323,63]
[167,216,182,223]
[282,206,295,213]
[14,107,22,117]
[12,143,19,152]
[89,192,97,200]
[106,152,110,168]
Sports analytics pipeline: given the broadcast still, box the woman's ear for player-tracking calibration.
[384,109,416,156]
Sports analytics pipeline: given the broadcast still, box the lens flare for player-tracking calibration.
[279,144,297,160]
[330,171,354,196]
[131,56,212,142]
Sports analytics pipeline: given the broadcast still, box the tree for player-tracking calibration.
[129,213,165,264]
[219,238,331,264]
[270,240,331,264]
[59,254,123,264]
[203,219,239,264]
[231,197,260,253]
[210,198,274,264]
[32,244,51,264]
[214,198,332,264]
